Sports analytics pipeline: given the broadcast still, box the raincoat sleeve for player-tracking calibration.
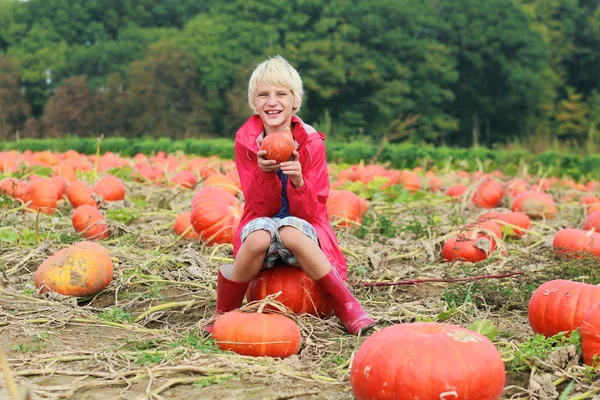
[235,141,282,217]
[287,140,329,222]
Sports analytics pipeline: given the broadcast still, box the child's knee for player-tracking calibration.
[242,230,271,254]
[278,226,303,247]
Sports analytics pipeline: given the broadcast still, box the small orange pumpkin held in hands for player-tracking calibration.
[261,129,294,163]
[34,241,114,297]
[211,310,301,358]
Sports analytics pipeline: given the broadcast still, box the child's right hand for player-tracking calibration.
[257,138,280,172]
[257,150,280,172]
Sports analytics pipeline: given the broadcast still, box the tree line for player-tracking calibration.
[0,0,598,149]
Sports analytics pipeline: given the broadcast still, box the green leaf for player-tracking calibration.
[0,229,19,244]
[435,308,457,322]
[468,320,500,341]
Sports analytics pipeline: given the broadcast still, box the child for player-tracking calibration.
[215,55,374,335]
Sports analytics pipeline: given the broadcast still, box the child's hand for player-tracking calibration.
[257,148,280,173]
[280,151,304,188]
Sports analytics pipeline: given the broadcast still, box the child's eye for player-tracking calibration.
[258,93,267,97]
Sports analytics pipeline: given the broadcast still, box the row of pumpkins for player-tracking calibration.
[29,237,600,400]
[2,150,600,276]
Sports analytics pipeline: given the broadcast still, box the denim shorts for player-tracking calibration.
[240,216,319,269]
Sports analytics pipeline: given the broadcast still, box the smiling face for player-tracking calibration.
[253,81,301,135]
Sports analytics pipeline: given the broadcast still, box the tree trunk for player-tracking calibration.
[472,113,480,147]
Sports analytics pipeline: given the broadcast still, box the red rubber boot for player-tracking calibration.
[317,268,375,335]
[206,265,250,333]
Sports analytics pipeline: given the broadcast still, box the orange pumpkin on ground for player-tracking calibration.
[441,234,498,263]
[72,205,109,240]
[204,173,240,196]
[472,179,504,208]
[398,170,421,192]
[552,228,600,258]
[170,171,197,189]
[581,195,600,206]
[480,211,531,237]
[350,322,506,400]
[589,203,600,215]
[261,130,295,163]
[246,265,334,317]
[93,175,126,201]
[584,211,600,231]
[190,187,242,245]
[511,191,556,219]
[174,211,199,239]
[67,180,96,208]
[445,184,467,199]
[326,190,366,227]
[211,310,301,358]
[581,303,600,365]
[27,179,57,215]
[528,280,600,337]
[49,175,68,200]
[0,178,30,203]
[505,179,529,197]
[34,241,114,297]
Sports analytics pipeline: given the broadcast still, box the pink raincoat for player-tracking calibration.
[233,114,348,280]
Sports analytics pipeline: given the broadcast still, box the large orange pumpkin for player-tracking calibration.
[34,241,114,297]
[552,228,600,258]
[528,279,600,337]
[72,205,109,240]
[27,179,58,215]
[190,187,242,245]
[211,310,301,358]
[350,322,505,400]
[581,303,600,365]
[261,130,295,163]
[93,175,126,201]
[246,265,334,317]
[511,191,556,219]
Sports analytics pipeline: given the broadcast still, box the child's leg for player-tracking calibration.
[213,221,273,317]
[277,226,331,280]
[231,229,271,282]
[278,225,375,335]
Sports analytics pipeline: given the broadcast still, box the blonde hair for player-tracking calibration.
[248,55,303,114]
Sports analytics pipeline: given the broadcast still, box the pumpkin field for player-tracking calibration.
[2,147,600,399]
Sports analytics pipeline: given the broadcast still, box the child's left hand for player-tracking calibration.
[280,151,304,188]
